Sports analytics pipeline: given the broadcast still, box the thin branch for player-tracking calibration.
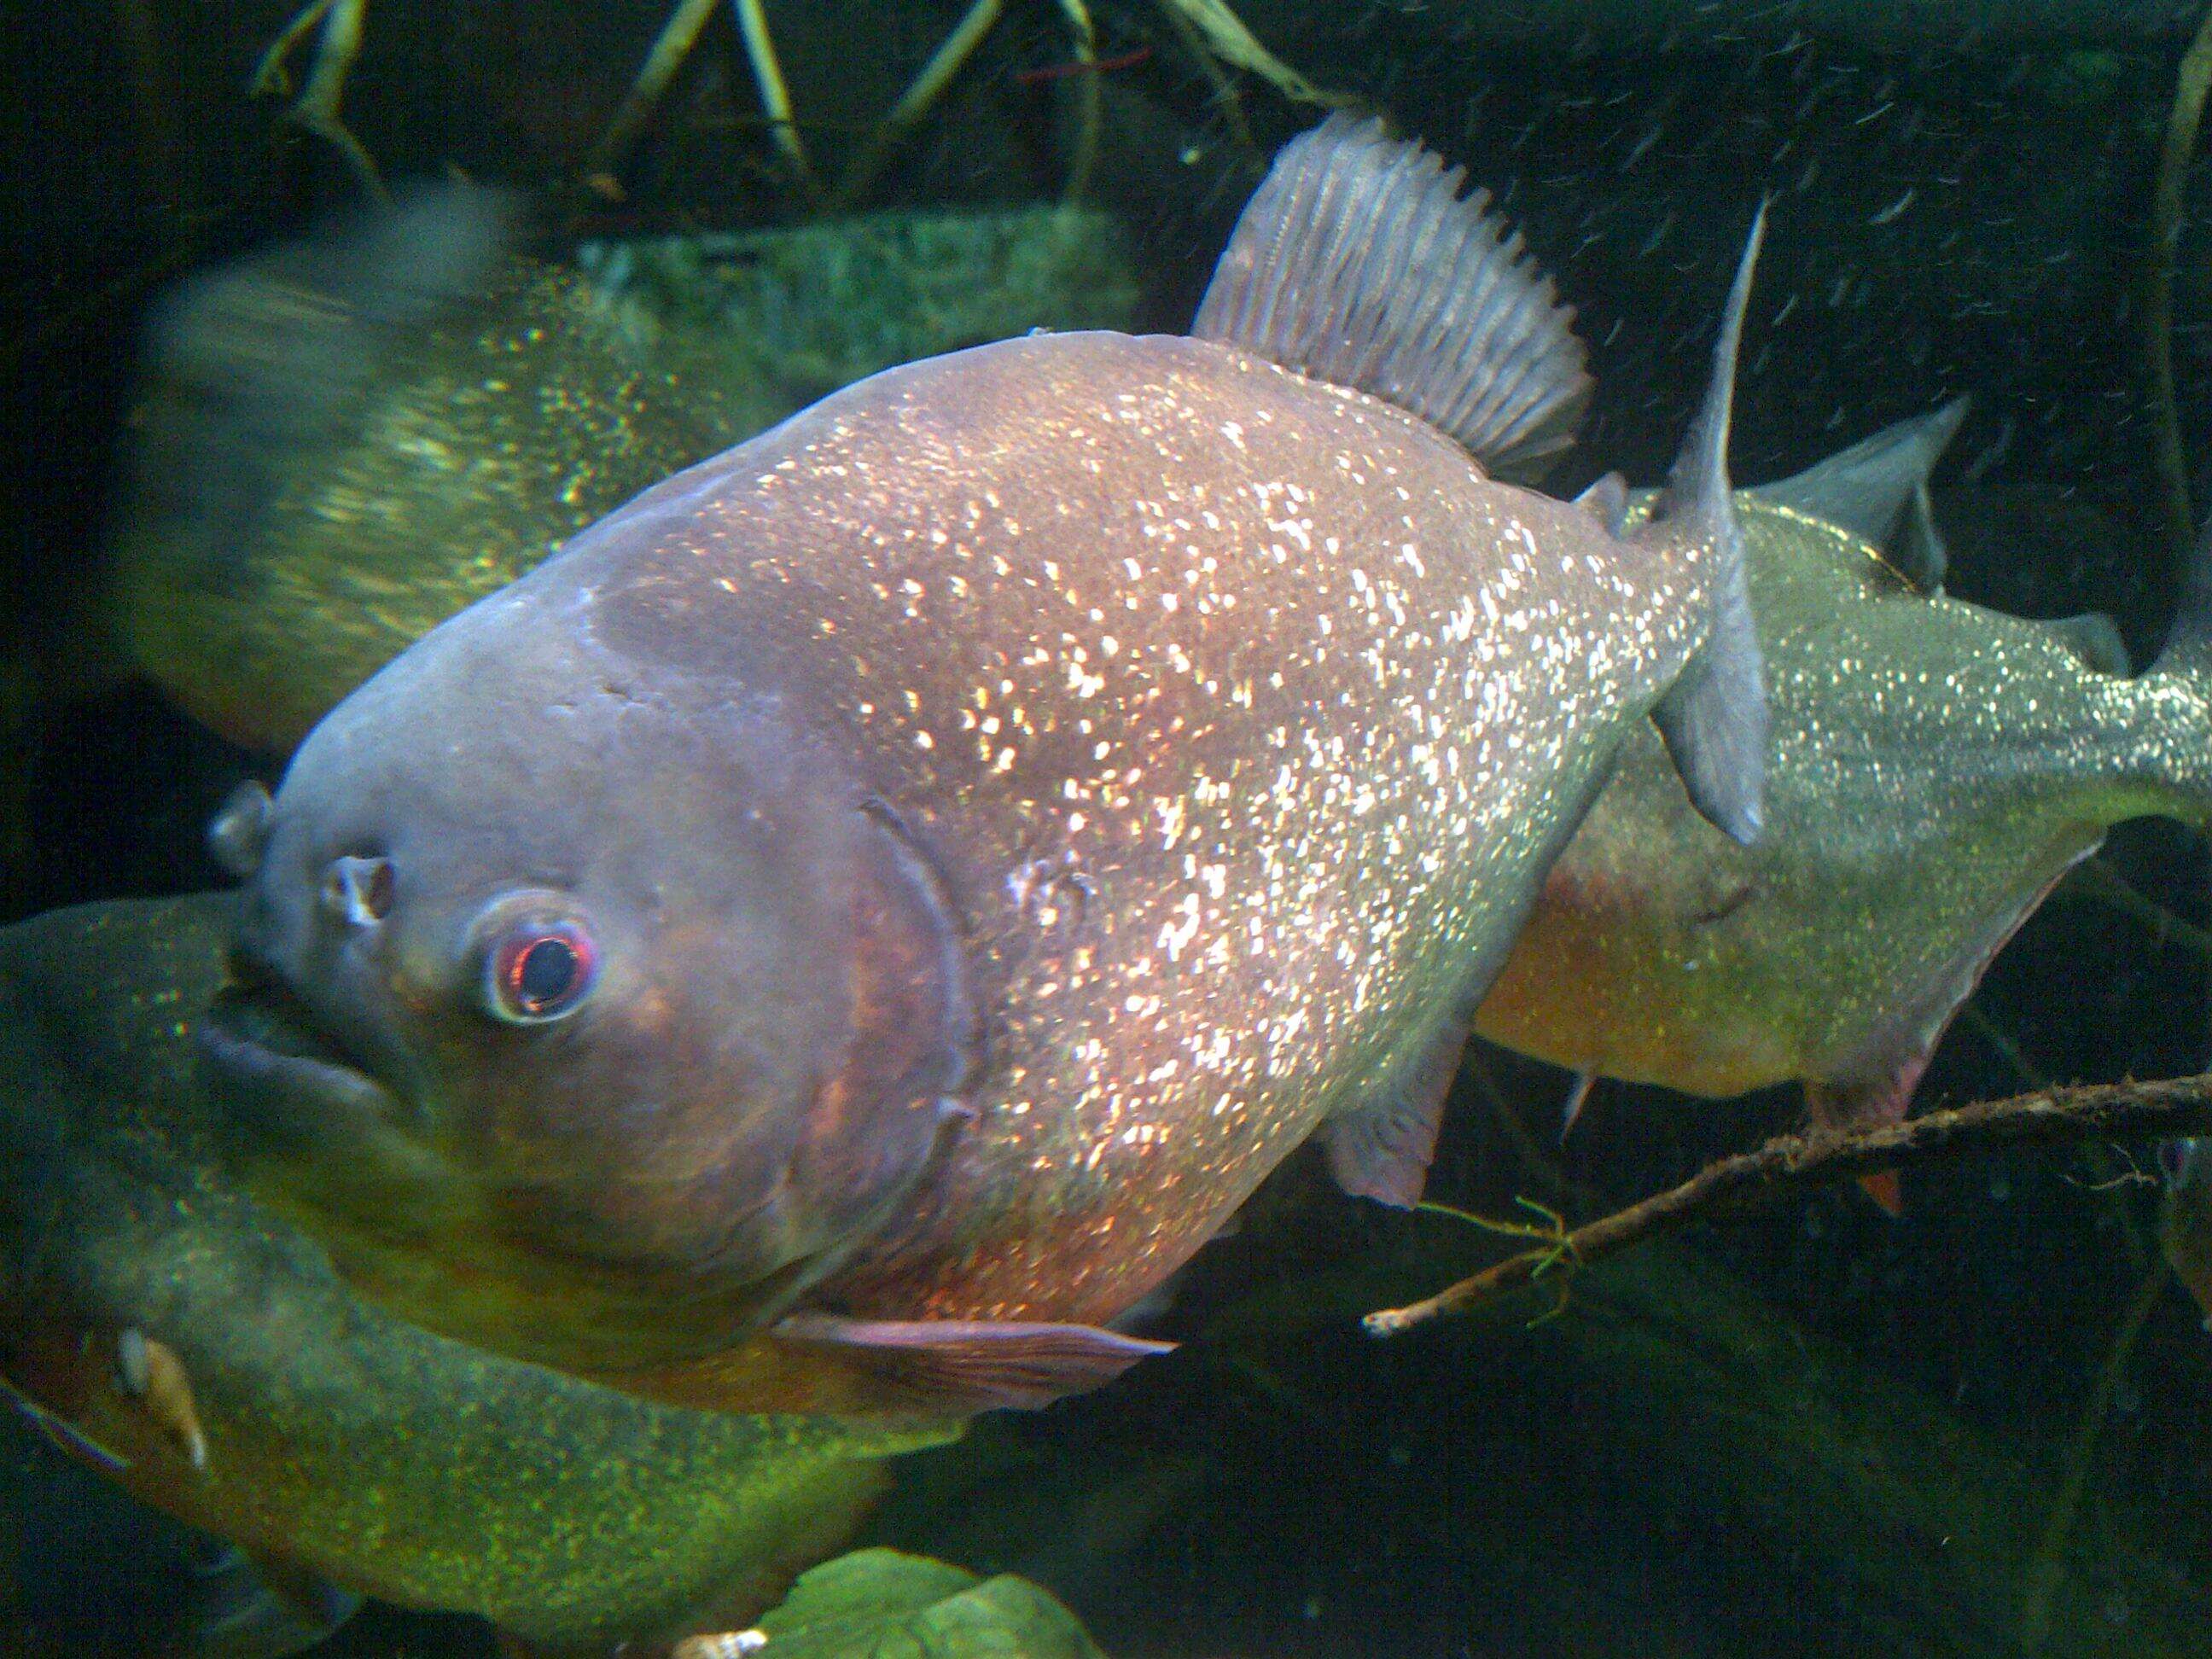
[1365,1071,2212,1337]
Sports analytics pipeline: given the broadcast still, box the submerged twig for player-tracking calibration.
[1365,1071,2212,1336]
[2143,2,2212,568]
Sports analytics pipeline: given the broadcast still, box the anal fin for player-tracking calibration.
[1802,837,2104,1214]
[1324,1010,1472,1207]
[772,1314,1173,1414]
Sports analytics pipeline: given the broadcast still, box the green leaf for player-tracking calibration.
[756,1548,1106,1659]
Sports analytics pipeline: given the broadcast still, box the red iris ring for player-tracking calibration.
[489,922,597,1022]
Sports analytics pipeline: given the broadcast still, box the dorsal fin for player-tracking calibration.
[2153,510,2212,678]
[1749,399,1970,591]
[1191,114,1592,481]
[1644,203,1770,847]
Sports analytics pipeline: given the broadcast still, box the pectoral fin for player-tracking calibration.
[772,1314,1173,1413]
[192,1545,362,1656]
[1574,473,1629,535]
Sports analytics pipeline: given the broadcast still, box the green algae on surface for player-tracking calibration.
[107,203,1138,756]
[0,894,958,1652]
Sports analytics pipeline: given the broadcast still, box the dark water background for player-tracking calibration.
[5,3,2212,1654]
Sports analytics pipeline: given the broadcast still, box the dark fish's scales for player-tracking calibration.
[208,117,1769,1416]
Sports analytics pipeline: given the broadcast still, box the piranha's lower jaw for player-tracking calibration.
[196,981,469,1278]
[198,980,402,1133]
[197,994,817,1375]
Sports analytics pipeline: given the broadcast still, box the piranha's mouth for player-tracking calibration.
[198,970,400,1138]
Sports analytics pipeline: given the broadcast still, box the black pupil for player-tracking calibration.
[516,937,579,1009]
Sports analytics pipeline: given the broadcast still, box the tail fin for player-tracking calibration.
[128,181,521,557]
[1641,205,1771,846]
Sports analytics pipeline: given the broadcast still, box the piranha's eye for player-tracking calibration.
[485,920,597,1024]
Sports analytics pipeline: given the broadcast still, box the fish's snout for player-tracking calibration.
[206,780,272,880]
[320,855,395,929]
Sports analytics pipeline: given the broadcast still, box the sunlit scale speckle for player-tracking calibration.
[587,329,1726,1324]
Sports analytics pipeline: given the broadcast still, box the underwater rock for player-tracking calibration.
[106,189,1138,754]
[0,893,955,1653]
[1472,408,2212,1193]
[206,116,1770,1416]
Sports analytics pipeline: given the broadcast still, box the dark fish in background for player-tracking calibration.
[104,187,1138,753]
[205,114,1769,1417]
[0,893,950,1653]
[1474,406,2212,1207]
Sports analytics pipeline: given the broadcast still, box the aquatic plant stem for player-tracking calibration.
[2063,857,2212,963]
[1155,0,1258,160]
[833,0,1007,211]
[1051,0,1102,202]
[1153,0,1346,110]
[732,0,820,201]
[2016,1259,2168,1651]
[581,0,722,200]
[250,0,386,201]
[2144,3,2212,568]
[1364,1070,2212,1336]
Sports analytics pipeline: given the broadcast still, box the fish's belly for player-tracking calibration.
[1472,872,1802,1098]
